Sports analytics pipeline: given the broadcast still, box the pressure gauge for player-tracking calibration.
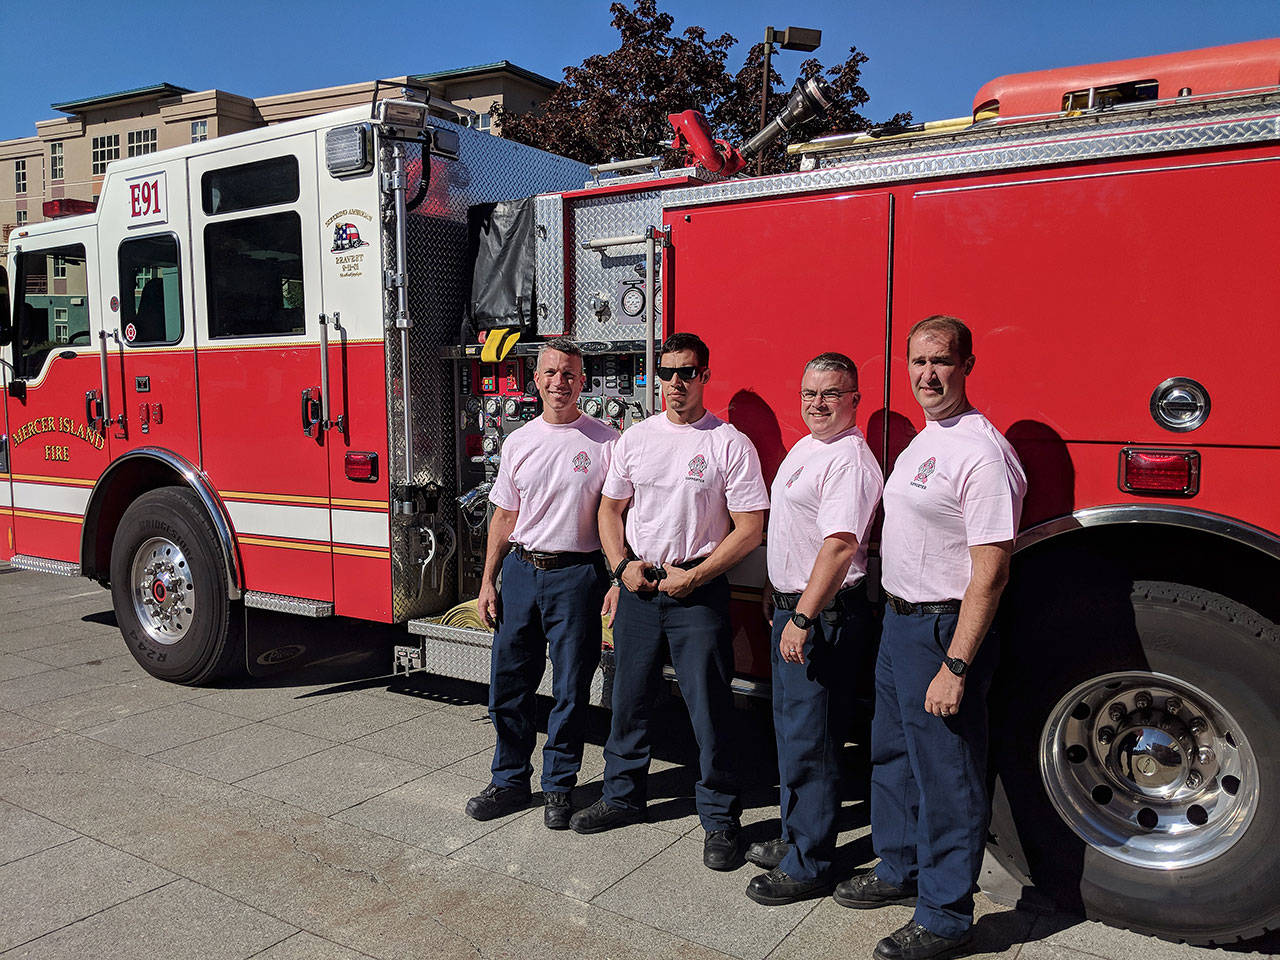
[482,435,500,454]
[582,397,603,418]
[503,398,520,418]
[483,397,501,416]
[605,397,625,418]
[621,287,645,318]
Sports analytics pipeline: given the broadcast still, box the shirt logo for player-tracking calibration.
[572,450,590,473]
[786,466,803,488]
[687,454,708,481]
[911,456,936,490]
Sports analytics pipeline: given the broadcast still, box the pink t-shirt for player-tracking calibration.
[602,410,770,565]
[881,409,1027,603]
[767,426,884,594]
[489,413,619,553]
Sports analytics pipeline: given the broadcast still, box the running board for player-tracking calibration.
[243,591,333,617]
[8,554,81,577]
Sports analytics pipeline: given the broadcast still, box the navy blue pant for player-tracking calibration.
[772,591,873,881]
[489,551,607,794]
[602,575,741,830]
[869,605,997,939]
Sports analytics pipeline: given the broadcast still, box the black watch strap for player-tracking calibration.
[790,611,817,630]
[944,656,968,677]
[612,558,631,581]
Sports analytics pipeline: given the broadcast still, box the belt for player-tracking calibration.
[884,592,962,616]
[513,545,602,570]
[773,582,867,620]
[641,556,706,583]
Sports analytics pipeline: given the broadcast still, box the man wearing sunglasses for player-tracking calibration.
[570,332,770,872]
[745,352,884,906]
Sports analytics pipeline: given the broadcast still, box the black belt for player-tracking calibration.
[773,582,867,620]
[884,592,962,616]
[642,556,706,582]
[513,545,602,571]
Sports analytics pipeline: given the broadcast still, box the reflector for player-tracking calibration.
[1119,448,1199,496]
[345,452,378,482]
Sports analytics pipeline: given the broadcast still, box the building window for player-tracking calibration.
[15,159,27,194]
[52,256,67,279]
[16,210,27,226]
[191,120,208,143]
[127,128,158,157]
[92,135,119,175]
[471,112,492,133]
[54,309,69,343]
[49,142,64,180]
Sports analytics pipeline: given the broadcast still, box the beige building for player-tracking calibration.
[0,62,556,254]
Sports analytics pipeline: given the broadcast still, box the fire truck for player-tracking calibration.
[4,37,1280,945]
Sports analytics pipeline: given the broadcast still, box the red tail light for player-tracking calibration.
[1119,448,1200,496]
[345,452,378,482]
[42,198,97,218]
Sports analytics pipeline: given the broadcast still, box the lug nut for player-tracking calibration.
[1197,746,1215,765]
[1165,697,1182,714]
[1185,770,1204,789]
[1098,726,1115,745]
[1188,717,1207,735]
[1134,691,1152,709]
[1108,703,1126,723]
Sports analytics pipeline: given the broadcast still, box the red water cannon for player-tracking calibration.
[669,77,834,176]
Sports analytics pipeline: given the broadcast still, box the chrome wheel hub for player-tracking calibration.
[1041,671,1257,869]
[129,537,194,644]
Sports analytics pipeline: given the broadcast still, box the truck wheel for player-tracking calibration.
[992,574,1280,945]
[109,486,243,685]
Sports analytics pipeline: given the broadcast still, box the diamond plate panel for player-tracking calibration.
[665,99,1280,209]
[534,193,566,335]
[8,554,80,577]
[381,123,587,622]
[243,591,333,617]
[570,189,665,343]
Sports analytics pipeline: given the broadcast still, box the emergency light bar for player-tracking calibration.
[42,198,97,218]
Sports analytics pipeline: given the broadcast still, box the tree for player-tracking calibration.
[496,0,911,175]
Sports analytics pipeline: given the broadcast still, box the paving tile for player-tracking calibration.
[64,651,192,687]
[453,794,679,901]
[80,701,251,755]
[0,710,62,751]
[21,633,132,668]
[191,684,358,722]
[152,724,336,783]
[0,654,54,683]
[237,745,428,815]
[0,836,176,952]
[442,727,609,787]
[266,691,434,743]
[0,583,109,616]
[0,618,112,655]
[1020,914,1225,960]
[0,800,79,866]
[247,931,376,959]
[347,707,496,770]
[593,834,812,960]
[2,878,297,960]
[2,594,117,636]
[0,668,113,711]
[15,679,197,730]
[333,768,525,855]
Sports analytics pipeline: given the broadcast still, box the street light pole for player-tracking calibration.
[756,25,822,176]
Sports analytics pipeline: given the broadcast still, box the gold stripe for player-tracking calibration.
[331,498,388,510]
[237,535,330,554]
[333,545,391,559]
[12,474,97,487]
[13,509,82,525]
[197,338,384,352]
[220,490,330,506]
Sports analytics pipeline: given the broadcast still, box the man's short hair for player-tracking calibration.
[537,336,583,365]
[660,332,709,368]
[805,352,859,390]
[907,315,973,359]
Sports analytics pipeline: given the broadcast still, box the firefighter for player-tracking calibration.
[464,337,619,830]
[745,352,883,905]
[834,316,1026,960]
[569,332,770,871]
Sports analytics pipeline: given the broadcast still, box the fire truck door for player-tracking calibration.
[188,136,334,603]
[2,227,110,565]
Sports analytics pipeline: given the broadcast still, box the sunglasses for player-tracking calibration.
[656,365,703,382]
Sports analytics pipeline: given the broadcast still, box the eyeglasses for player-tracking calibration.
[656,365,703,382]
[799,389,856,403]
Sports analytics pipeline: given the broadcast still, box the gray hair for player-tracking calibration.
[536,336,583,364]
[804,352,858,389]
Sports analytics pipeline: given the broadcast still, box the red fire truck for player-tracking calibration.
[4,38,1279,945]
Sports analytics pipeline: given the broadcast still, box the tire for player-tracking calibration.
[109,486,243,685]
[991,554,1280,945]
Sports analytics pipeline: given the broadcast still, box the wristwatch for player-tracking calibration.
[944,656,969,677]
[612,558,631,582]
[790,611,817,630]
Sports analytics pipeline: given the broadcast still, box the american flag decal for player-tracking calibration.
[331,223,368,251]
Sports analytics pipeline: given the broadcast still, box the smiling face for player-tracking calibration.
[800,366,859,440]
[907,328,974,420]
[658,348,708,422]
[533,348,584,423]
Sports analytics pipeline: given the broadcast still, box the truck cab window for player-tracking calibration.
[201,156,299,215]
[119,234,183,345]
[13,244,89,379]
[204,212,305,339]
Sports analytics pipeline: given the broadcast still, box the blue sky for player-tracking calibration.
[2,0,1278,142]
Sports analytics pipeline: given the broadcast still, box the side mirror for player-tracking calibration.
[0,267,10,347]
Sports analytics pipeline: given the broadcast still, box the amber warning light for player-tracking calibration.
[43,198,97,218]
[1119,448,1200,496]
[345,452,378,482]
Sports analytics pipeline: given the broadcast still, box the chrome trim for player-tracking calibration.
[244,591,333,617]
[1150,376,1210,433]
[82,447,242,599]
[1015,505,1280,562]
[9,554,81,577]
